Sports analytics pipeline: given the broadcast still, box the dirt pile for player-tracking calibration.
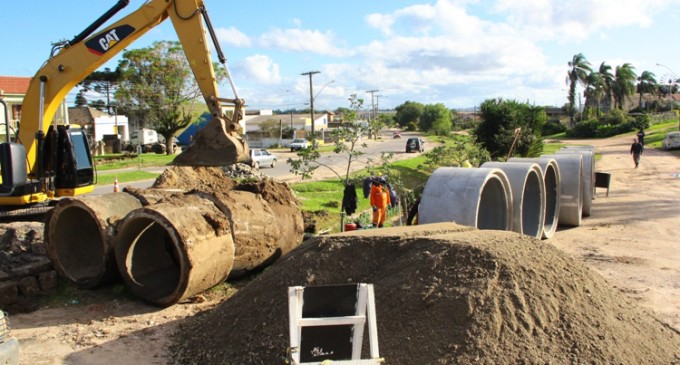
[170,223,680,365]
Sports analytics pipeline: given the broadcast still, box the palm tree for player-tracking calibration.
[584,71,604,117]
[566,53,591,126]
[612,63,637,110]
[636,71,658,111]
[598,62,615,112]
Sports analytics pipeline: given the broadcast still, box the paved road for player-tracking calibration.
[94,131,426,195]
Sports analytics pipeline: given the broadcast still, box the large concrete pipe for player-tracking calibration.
[559,146,596,200]
[508,157,561,239]
[542,154,583,227]
[194,190,292,278]
[482,162,545,239]
[114,194,236,307]
[45,192,144,288]
[556,149,594,217]
[419,167,512,231]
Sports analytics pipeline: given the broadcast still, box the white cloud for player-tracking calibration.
[237,54,281,84]
[215,27,252,47]
[258,28,351,57]
[493,0,666,41]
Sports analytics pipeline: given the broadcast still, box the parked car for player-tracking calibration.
[392,132,402,139]
[290,138,309,151]
[249,149,277,169]
[405,137,425,153]
[661,131,680,151]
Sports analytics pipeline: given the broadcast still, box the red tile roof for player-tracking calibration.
[0,76,32,95]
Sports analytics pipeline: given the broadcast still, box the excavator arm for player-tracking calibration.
[1,0,248,207]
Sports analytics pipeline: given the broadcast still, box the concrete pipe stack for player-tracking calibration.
[507,157,561,239]
[481,162,545,239]
[45,180,303,307]
[419,167,513,231]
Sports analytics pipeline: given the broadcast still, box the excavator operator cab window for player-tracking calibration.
[61,127,94,188]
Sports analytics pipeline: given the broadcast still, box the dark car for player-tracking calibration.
[405,137,425,153]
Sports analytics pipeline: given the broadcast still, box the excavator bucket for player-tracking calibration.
[172,116,249,166]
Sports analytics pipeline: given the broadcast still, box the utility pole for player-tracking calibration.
[366,89,379,121]
[301,71,320,147]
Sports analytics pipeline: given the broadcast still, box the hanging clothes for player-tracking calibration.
[342,183,358,215]
[386,183,398,208]
[362,177,374,198]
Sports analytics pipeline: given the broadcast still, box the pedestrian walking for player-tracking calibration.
[630,138,643,168]
[637,128,646,148]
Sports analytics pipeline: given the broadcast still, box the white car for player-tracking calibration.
[249,149,277,169]
[289,138,309,152]
[661,131,680,151]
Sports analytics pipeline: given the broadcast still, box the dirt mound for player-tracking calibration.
[152,166,237,192]
[170,223,680,365]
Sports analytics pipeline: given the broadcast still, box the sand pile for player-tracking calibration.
[170,223,680,365]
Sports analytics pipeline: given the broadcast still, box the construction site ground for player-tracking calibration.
[7,132,680,364]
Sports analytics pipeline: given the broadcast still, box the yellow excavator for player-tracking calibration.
[0,0,249,215]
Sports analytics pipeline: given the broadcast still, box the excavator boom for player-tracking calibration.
[1,0,248,208]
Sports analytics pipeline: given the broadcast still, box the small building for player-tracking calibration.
[68,107,130,154]
[243,111,332,148]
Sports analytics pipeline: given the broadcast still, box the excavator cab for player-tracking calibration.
[1,98,94,203]
[43,125,95,194]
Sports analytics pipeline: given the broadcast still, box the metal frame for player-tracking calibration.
[288,283,383,365]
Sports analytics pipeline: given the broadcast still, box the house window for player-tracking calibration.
[12,104,21,120]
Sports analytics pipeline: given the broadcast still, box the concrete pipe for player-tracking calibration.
[419,167,512,231]
[556,149,594,217]
[508,157,561,239]
[45,192,144,288]
[194,190,290,278]
[482,162,545,239]
[114,194,235,307]
[542,154,583,227]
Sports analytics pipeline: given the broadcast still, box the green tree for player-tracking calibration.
[584,71,604,117]
[420,103,452,135]
[115,41,225,154]
[74,92,88,107]
[598,62,615,111]
[612,63,637,110]
[473,99,547,160]
[394,101,424,129]
[77,67,121,112]
[636,70,658,110]
[367,115,386,140]
[566,53,591,126]
[421,135,490,171]
[259,119,281,139]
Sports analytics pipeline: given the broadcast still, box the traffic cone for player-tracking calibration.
[113,177,120,193]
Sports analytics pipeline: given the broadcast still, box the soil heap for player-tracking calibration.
[170,223,680,365]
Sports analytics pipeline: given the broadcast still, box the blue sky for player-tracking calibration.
[2,0,679,111]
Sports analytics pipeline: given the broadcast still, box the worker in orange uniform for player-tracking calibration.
[370,177,391,228]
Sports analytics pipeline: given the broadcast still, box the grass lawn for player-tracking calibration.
[639,121,679,149]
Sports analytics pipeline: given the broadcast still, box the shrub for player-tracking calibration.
[632,114,651,130]
[566,118,635,138]
[542,119,567,136]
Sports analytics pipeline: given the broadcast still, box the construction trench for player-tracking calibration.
[44,146,597,306]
